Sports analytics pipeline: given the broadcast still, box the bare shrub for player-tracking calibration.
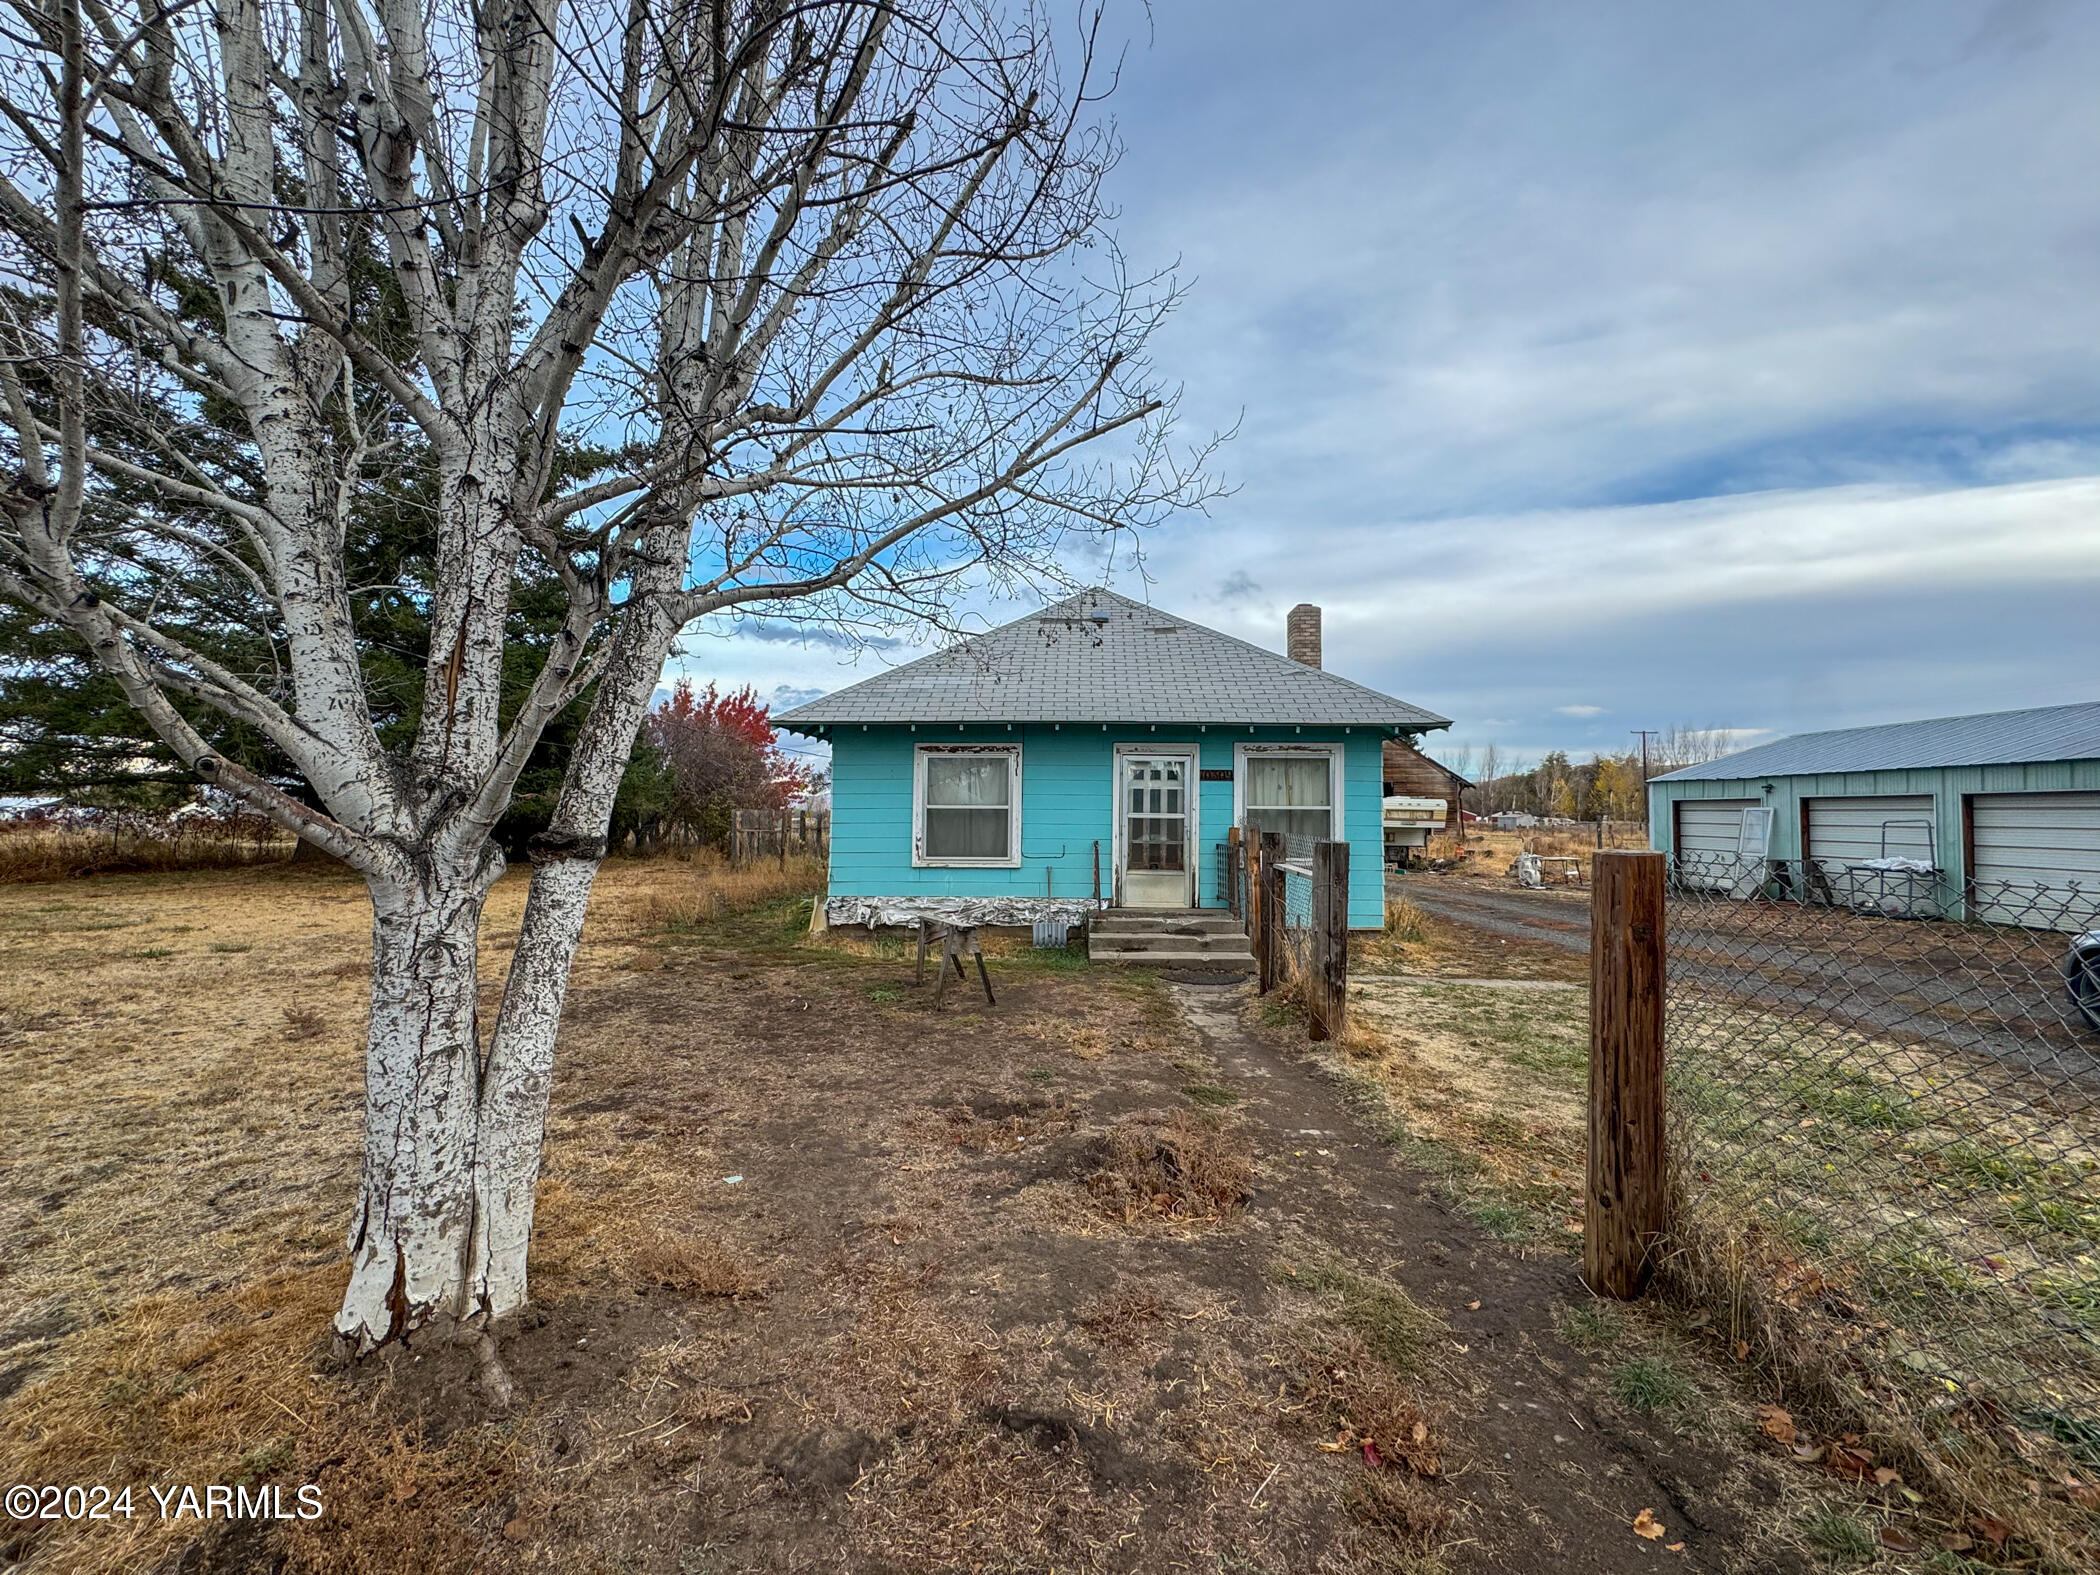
[281,1004,329,1041]
[1076,1286,1171,1346]
[1085,1112,1253,1223]
[1384,898,1428,942]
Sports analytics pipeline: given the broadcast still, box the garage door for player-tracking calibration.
[1673,799,1759,891]
[1970,792,2100,932]
[1806,796,1937,914]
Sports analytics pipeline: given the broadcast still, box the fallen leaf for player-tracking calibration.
[1411,1420,1429,1445]
[1872,1467,1903,1488]
[1754,1404,1796,1444]
[2064,1476,2100,1510]
[1826,1443,1876,1480]
[1969,1514,2013,1549]
[1732,1340,1750,1361]
[1937,1531,1974,1552]
[1466,1300,1481,1311]
[1632,1508,1666,1541]
[1362,1440,1384,1469]
[1665,1542,1685,1553]
[1878,1526,1920,1553]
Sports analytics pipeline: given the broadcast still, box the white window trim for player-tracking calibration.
[912,743,1023,868]
[1232,741,1345,846]
[1109,743,1200,906]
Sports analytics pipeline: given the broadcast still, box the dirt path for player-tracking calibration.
[1169,982,1800,1575]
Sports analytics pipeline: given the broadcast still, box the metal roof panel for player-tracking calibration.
[1653,701,2100,781]
[774,589,1452,731]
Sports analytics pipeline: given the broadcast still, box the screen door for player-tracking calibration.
[1120,755,1193,908]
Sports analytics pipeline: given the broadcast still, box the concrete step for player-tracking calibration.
[1085,929,1252,954]
[1090,911,1245,937]
[1087,944,1255,972]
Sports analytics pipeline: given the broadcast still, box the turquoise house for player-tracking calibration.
[776,590,1451,932]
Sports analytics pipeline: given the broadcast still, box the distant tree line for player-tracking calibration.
[1434,727,1734,823]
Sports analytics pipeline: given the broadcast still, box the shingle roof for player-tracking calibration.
[1654,701,2100,782]
[774,589,1451,731]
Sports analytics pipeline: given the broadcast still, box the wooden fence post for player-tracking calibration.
[1586,848,1667,1299]
[1226,826,1243,919]
[1310,839,1349,1041]
[1258,831,1284,994]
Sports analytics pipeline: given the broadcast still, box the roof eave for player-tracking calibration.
[775,712,1450,732]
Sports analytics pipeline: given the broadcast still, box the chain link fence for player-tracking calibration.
[1665,848,2100,1497]
[1275,832,1319,981]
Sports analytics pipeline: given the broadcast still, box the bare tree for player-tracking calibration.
[1653,725,1734,777]
[1472,742,1499,814]
[0,0,1212,1368]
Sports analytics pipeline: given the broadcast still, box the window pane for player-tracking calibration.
[925,806,1009,858]
[1247,807,1332,843]
[1129,819,1186,870]
[926,755,1009,807]
[1248,757,1331,809]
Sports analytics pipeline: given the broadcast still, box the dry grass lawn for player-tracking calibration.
[1,860,1461,1575]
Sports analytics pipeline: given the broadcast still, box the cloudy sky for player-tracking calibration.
[674,0,2100,773]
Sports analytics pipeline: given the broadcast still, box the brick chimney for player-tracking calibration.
[1287,603,1322,668]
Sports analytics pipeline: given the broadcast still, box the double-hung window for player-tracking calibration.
[914,745,1021,865]
[1244,753,1334,844]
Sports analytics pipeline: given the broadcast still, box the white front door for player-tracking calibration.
[1119,754,1194,908]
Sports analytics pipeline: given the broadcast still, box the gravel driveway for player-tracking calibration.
[1392,874,2100,1087]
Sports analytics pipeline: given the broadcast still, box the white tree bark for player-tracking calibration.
[0,0,1221,1363]
[336,863,503,1348]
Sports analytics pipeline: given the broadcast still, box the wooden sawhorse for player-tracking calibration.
[914,919,995,1008]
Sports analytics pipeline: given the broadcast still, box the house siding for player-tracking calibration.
[1647,757,2100,896]
[828,723,1388,928]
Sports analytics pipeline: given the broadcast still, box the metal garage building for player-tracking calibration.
[1648,701,2100,930]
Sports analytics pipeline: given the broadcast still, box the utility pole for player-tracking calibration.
[1632,730,1658,827]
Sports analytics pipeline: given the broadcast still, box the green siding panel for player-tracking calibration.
[1648,755,2100,899]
